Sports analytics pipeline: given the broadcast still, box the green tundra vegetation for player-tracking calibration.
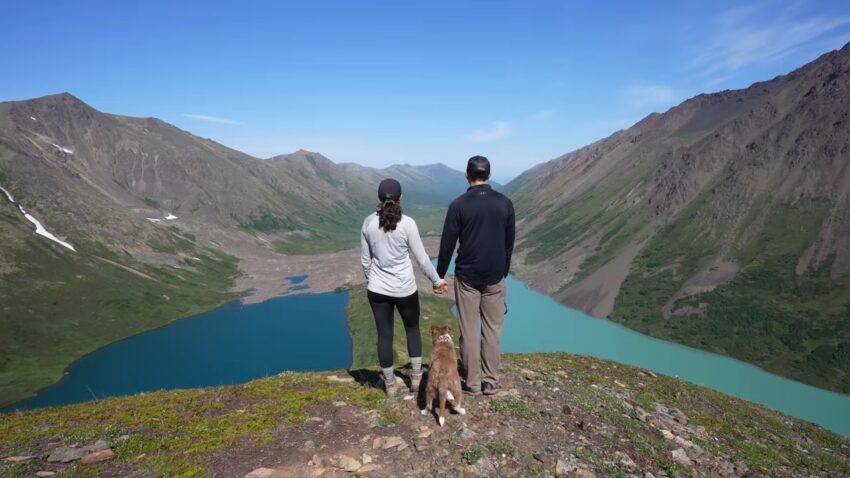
[0,371,390,477]
[346,284,458,370]
[269,203,447,256]
[514,164,653,284]
[611,198,850,393]
[1,353,848,477]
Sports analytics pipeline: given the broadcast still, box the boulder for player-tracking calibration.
[46,446,86,463]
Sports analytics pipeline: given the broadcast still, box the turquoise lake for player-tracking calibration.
[499,275,850,437]
[4,269,849,438]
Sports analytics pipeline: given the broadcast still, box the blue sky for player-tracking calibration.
[2,1,849,181]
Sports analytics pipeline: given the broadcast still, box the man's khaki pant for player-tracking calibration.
[454,278,506,391]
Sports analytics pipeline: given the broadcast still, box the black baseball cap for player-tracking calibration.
[378,178,402,200]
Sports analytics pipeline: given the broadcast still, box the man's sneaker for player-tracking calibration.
[482,382,501,396]
[382,376,404,397]
[409,371,423,392]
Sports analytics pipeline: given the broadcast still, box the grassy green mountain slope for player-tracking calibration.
[506,43,850,393]
[0,189,239,407]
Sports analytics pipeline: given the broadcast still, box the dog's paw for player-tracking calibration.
[455,406,466,415]
[446,391,455,403]
[420,408,428,416]
[438,416,445,427]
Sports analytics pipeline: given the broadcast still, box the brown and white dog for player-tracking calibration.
[421,325,465,426]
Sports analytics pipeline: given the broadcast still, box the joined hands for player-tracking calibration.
[433,278,449,295]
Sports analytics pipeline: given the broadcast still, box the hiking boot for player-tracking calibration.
[462,385,482,398]
[409,370,423,392]
[382,376,404,397]
[482,382,501,396]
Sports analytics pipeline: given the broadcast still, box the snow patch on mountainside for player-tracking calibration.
[0,185,14,203]
[22,211,76,251]
[147,213,177,223]
[51,143,74,154]
[0,183,75,251]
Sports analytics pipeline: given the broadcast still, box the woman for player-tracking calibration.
[360,178,446,395]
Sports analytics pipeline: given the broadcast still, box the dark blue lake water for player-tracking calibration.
[5,291,351,411]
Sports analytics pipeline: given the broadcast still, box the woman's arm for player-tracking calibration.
[360,218,372,279]
[406,218,443,288]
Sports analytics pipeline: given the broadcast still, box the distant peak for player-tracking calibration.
[33,92,84,103]
[6,92,92,111]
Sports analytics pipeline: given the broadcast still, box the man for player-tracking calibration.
[436,155,515,396]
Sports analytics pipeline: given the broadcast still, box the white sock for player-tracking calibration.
[382,367,395,383]
[411,357,422,373]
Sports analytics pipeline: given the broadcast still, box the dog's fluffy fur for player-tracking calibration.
[421,325,465,426]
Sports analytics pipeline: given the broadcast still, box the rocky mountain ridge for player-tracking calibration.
[506,42,850,393]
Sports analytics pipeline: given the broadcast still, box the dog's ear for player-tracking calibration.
[430,325,440,336]
[445,324,453,334]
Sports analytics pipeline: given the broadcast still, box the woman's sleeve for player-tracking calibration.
[407,218,443,288]
[360,219,372,280]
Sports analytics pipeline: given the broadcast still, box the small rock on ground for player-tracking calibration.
[671,447,693,466]
[245,468,276,478]
[81,449,115,465]
[331,454,361,472]
[3,455,35,463]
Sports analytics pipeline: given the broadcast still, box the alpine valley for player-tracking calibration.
[0,92,476,406]
[2,41,850,413]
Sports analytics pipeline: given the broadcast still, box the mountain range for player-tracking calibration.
[506,42,850,393]
[2,42,850,405]
[0,94,473,405]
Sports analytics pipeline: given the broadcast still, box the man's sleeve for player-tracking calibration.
[436,202,460,278]
[505,199,516,277]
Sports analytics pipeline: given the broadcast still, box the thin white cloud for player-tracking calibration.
[692,3,850,76]
[530,109,556,121]
[623,85,677,109]
[467,121,512,142]
[181,113,242,125]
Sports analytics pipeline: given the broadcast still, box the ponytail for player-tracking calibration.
[378,197,402,232]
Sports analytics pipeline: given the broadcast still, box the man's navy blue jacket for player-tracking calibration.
[436,184,516,285]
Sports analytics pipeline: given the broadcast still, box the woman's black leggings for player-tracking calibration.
[367,290,422,368]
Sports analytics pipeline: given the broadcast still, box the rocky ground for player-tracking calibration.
[2,353,848,478]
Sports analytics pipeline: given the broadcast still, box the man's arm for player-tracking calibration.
[505,199,515,277]
[436,202,460,278]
